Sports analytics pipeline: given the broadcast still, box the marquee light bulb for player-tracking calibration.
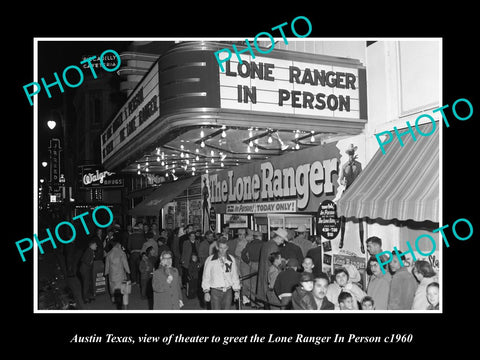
[157,156,160,162]
[221,162,224,167]
[192,166,196,172]
[249,140,253,147]
[137,164,141,169]
[210,150,215,156]
[137,170,141,175]
[172,169,175,174]
[146,167,149,172]
[180,144,184,150]
[254,146,259,153]
[200,129,205,138]
[310,135,315,142]
[196,148,199,153]
[222,130,226,138]
[268,135,273,144]
[161,161,165,166]
[295,143,300,150]
[211,158,215,164]
[180,152,184,158]
[196,155,200,161]
[201,141,205,148]
[247,145,251,153]
[247,154,251,160]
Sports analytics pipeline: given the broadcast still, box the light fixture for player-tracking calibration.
[192,166,196,172]
[249,140,253,147]
[201,141,205,148]
[295,143,300,150]
[161,152,165,160]
[247,145,251,153]
[156,148,160,155]
[210,150,215,156]
[221,162,224,167]
[172,169,175,174]
[192,171,195,175]
[47,120,56,130]
[275,132,289,151]
[267,134,273,144]
[221,130,226,138]
[247,154,251,160]
[180,152,184,158]
[195,148,199,153]
[310,131,315,143]
[137,164,141,169]
[137,170,141,175]
[146,161,149,166]
[40,179,44,183]
[206,169,209,174]
[41,162,47,167]
[196,155,200,161]
[249,129,253,138]
[180,144,184,150]
[165,172,169,177]
[156,156,160,162]
[295,130,299,139]
[146,167,149,172]
[165,164,169,169]
[200,129,205,137]
[161,161,165,166]
[211,158,215,164]
[186,159,190,165]
[185,153,190,158]
[254,146,259,153]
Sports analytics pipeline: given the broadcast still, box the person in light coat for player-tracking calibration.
[104,239,130,307]
[152,250,184,310]
[411,260,438,310]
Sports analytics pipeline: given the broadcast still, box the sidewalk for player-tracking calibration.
[68,275,205,311]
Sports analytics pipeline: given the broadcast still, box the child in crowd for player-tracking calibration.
[361,296,375,310]
[338,292,355,310]
[292,272,317,310]
[426,282,439,310]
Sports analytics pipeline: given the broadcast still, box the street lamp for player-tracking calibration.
[47,120,56,130]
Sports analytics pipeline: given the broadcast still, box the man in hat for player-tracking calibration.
[256,229,288,306]
[292,225,314,257]
[292,272,317,310]
[273,258,302,309]
[338,144,365,253]
[241,231,264,306]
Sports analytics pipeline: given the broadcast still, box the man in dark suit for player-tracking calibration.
[79,240,98,304]
[306,235,323,277]
[312,274,334,310]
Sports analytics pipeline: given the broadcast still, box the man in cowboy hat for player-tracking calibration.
[256,228,288,306]
[292,224,314,257]
[337,144,365,253]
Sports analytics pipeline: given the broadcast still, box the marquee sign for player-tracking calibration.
[219,54,365,120]
[101,62,160,163]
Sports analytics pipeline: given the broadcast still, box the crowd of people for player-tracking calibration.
[74,222,440,311]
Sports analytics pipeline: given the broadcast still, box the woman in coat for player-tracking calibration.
[152,250,184,310]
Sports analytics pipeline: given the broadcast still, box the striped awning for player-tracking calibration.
[336,124,439,223]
